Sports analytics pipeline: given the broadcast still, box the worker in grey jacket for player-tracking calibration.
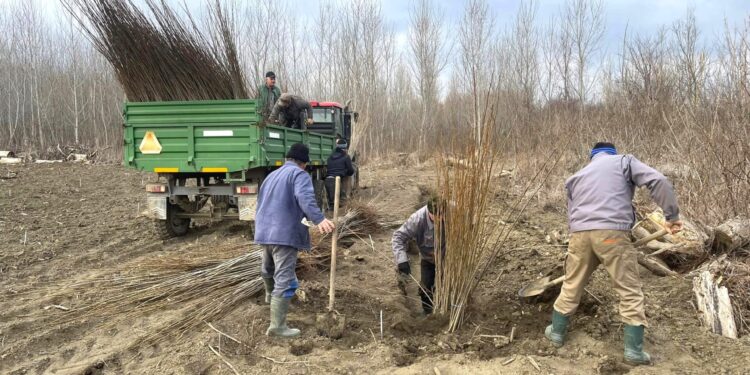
[545,142,683,366]
[392,196,444,315]
[255,143,335,338]
[268,93,314,130]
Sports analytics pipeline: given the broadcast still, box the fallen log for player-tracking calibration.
[692,271,738,339]
[0,157,22,164]
[637,253,677,277]
[713,217,750,253]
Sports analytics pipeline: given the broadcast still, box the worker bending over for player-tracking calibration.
[268,93,314,130]
[546,142,683,366]
[392,196,445,315]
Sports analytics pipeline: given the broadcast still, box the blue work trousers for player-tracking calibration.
[260,245,299,298]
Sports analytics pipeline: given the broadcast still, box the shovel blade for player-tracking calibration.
[518,275,556,297]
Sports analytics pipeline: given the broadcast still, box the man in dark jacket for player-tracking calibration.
[545,142,683,365]
[255,143,335,338]
[268,93,314,130]
[392,195,445,315]
[324,139,355,210]
[257,71,281,119]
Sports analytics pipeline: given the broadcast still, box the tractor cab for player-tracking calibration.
[308,101,357,143]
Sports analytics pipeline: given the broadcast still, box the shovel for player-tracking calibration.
[517,228,669,297]
[316,176,346,338]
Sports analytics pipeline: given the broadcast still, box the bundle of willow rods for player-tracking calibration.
[433,107,565,332]
[63,0,247,101]
[301,202,382,270]
[46,206,380,344]
[55,243,263,345]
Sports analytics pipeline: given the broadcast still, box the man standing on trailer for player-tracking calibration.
[544,142,683,365]
[255,143,335,338]
[392,195,445,315]
[257,71,281,120]
[268,93,314,130]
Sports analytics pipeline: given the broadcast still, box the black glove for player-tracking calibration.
[397,262,411,275]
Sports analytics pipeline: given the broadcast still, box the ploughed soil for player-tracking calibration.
[1,158,750,375]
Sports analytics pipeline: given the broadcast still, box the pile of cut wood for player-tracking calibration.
[633,208,750,338]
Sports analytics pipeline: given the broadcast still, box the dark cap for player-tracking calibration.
[286,143,310,163]
[265,71,276,78]
[592,142,616,149]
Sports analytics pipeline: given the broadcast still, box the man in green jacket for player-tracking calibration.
[257,71,281,120]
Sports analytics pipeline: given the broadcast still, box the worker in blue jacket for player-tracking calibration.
[255,143,335,338]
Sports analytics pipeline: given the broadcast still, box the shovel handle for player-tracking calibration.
[328,177,341,312]
[547,275,565,288]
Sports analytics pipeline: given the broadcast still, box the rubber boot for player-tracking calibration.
[262,277,274,304]
[544,310,569,347]
[624,324,651,365]
[266,296,301,338]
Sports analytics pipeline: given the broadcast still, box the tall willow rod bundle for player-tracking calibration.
[433,110,565,332]
[62,0,248,101]
[432,111,499,332]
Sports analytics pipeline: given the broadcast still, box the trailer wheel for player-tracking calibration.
[159,201,190,238]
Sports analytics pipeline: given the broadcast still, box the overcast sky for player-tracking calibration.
[299,0,750,55]
[39,0,750,54]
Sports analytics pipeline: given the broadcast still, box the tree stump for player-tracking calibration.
[713,216,750,253]
[692,271,738,339]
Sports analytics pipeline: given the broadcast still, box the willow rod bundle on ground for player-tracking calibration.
[41,206,380,345]
[63,0,248,101]
[433,108,567,332]
[300,202,382,271]
[56,243,264,345]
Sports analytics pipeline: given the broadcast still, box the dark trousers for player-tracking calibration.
[420,259,436,314]
[280,111,306,131]
[324,176,346,209]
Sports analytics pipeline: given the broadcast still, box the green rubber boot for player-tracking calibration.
[544,310,569,347]
[624,324,651,365]
[262,277,274,304]
[266,296,301,338]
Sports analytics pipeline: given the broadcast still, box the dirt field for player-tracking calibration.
[2,160,750,375]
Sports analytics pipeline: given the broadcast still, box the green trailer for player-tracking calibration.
[122,99,357,237]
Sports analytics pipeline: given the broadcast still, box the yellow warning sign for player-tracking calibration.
[139,131,162,154]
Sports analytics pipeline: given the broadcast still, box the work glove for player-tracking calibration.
[305,118,314,126]
[397,261,411,275]
[396,262,411,296]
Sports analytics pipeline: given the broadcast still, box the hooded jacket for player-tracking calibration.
[326,149,355,178]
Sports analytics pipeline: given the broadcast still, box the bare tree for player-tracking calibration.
[408,0,450,151]
[458,0,495,144]
[673,8,709,107]
[563,0,605,108]
[509,0,539,110]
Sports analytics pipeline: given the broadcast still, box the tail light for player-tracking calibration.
[146,184,167,193]
[236,185,258,195]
